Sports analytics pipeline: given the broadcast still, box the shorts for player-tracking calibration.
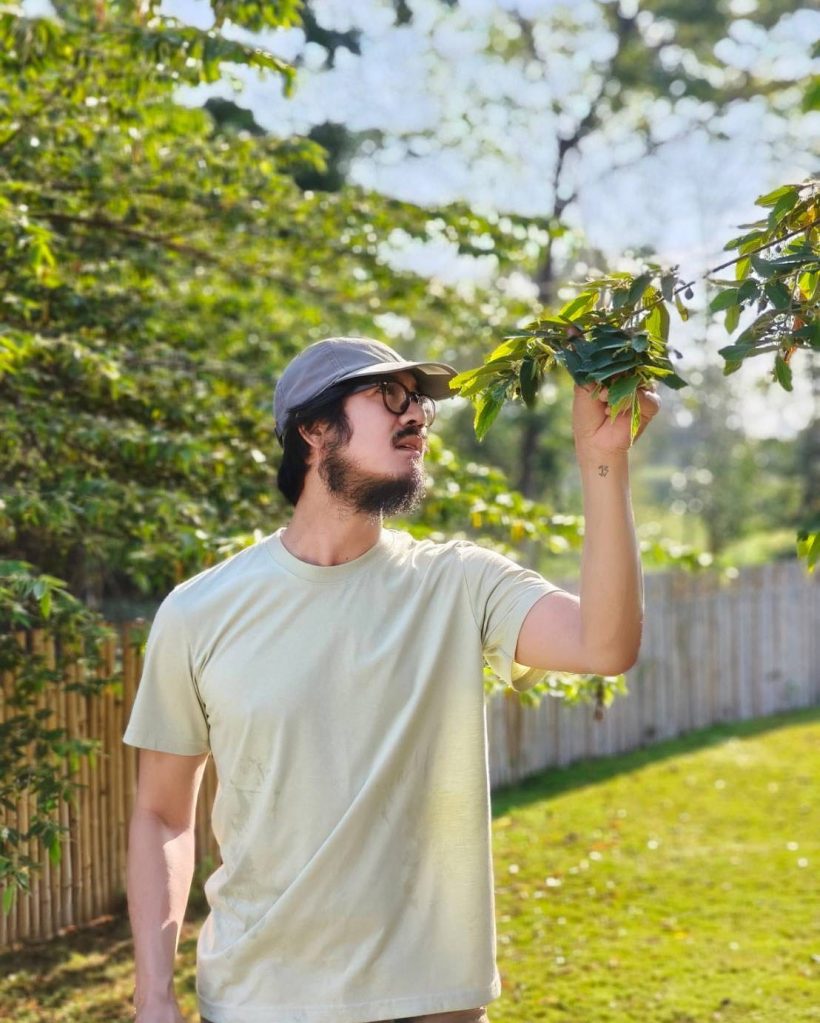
[202,1010,488,1023]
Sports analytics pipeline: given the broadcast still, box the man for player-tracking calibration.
[124,336,660,1023]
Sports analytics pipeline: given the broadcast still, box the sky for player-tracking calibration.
[22,0,819,438]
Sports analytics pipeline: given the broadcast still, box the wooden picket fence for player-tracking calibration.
[0,558,817,950]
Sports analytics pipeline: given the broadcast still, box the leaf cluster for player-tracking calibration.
[451,266,690,443]
[711,180,819,394]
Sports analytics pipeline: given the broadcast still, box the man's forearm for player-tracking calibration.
[577,451,643,674]
[127,807,196,1009]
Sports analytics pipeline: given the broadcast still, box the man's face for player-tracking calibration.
[317,370,430,520]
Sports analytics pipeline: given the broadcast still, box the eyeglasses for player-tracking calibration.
[348,378,437,427]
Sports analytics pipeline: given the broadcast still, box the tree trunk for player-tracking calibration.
[517,409,540,498]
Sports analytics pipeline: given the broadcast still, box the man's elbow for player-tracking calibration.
[587,643,641,677]
[610,651,640,675]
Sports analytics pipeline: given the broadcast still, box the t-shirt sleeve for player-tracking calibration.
[123,593,211,755]
[457,540,563,692]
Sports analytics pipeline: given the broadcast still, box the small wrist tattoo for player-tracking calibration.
[598,464,609,477]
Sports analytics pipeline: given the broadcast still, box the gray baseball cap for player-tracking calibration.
[273,336,458,441]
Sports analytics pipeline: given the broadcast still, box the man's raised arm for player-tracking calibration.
[515,382,660,676]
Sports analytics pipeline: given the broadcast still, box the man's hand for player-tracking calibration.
[572,381,661,461]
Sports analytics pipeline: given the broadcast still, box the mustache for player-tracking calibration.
[394,426,426,444]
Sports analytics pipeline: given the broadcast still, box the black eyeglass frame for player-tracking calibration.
[345,377,437,426]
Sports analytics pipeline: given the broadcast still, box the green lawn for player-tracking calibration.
[2,708,818,1023]
[490,709,819,1022]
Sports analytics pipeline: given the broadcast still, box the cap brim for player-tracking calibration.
[339,360,458,400]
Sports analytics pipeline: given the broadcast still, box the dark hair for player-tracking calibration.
[276,379,378,506]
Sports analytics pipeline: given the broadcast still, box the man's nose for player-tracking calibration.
[397,398,426,429]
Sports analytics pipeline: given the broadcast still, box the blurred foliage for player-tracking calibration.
[710,179,819,568]
[602,0,807,106]
[0,560,112,914]
[711,180,818,392]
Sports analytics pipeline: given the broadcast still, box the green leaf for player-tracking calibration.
[718,343,752,375]
[768,189,800,228]
[764,281,792,310]
[661,370,688,390]
[627,273,652,306]
[796,528,818,569]
[725,229,764,252]
[559,291,597,320]
[606,373,640,408]
[794,321,820,349]
[735,256,751,281]
[488,335,529,362]
[474,392,504,441]
[767,251,819,272]
[560,346,584,381]
[645,304,670,342]
[450,359,512,396]
[2,885,15,916]
[660,274,675,302]
[725,304,740,334]
[630,393,641,443]
[738,234,767,255]
[530,315,572,330]
[718,341,755,359]
[738,279,759,304]
[756,184,800,208]
[48,837,62,866]
[773,354,793,391]
[519,358,539,409]
[802,77,820,113]
[798,271,818,300]
[710,289,739,313]
[750,254,776,279]
[674,295,689,322]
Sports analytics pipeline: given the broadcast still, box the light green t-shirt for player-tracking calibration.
[124,527,561,1023]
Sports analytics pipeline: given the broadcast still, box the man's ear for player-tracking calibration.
[298,420,329,452]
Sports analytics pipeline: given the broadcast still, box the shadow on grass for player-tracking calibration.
[0,912,133,1022]
[0,904,206,1023]
[490,705,820,818]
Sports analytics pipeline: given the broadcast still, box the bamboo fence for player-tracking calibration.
[0,558,817,950]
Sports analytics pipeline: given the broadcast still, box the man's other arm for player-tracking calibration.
[127,748,210,1023]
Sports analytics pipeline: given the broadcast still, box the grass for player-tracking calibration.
[490,708,820,1023]
[2,708,818,1022]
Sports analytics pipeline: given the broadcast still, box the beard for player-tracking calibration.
[318,432,426,521]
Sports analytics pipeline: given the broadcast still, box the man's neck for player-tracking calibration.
[280,503,383,567]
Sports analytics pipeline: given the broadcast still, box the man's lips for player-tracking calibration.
[395,437,424,453]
